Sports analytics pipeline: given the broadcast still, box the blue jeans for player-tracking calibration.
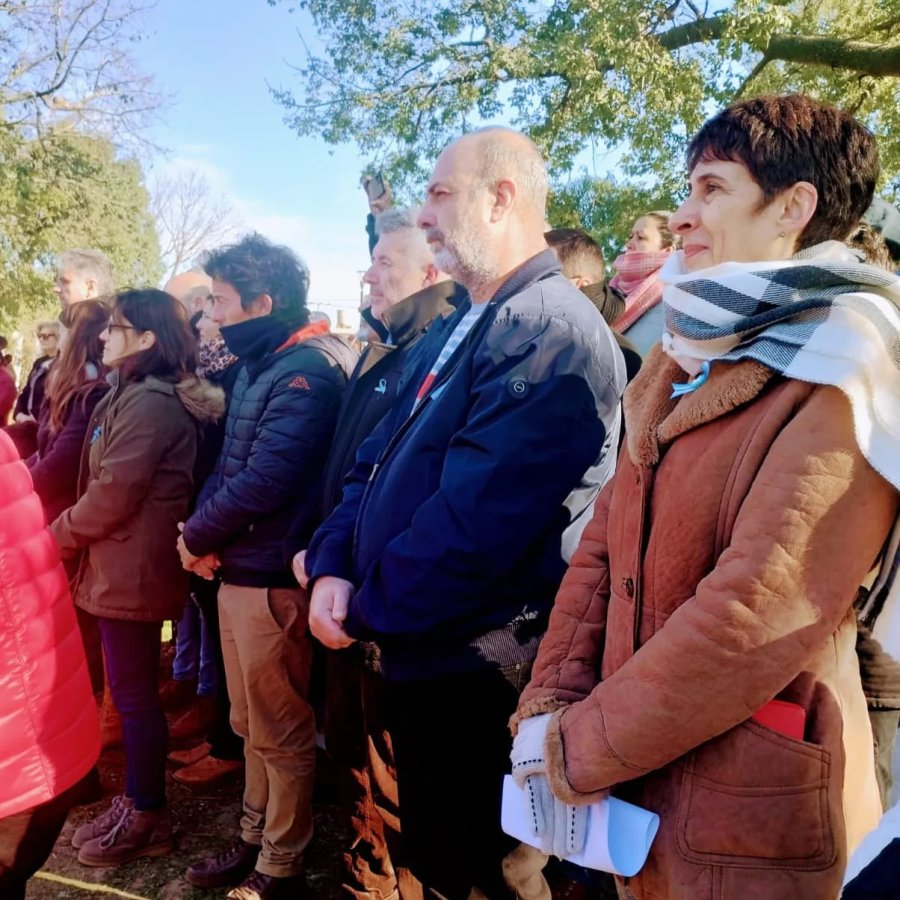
[98,617,167,810]
[172,599,218,697]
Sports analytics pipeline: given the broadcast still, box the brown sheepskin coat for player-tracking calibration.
[515,346,899,900]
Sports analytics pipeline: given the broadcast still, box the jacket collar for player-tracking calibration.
[624,345,776,466]
[381,280,461,348]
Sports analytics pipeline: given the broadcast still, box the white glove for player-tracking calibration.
[510,714,588,859]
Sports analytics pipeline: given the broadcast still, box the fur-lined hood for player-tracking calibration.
[174,374,226,425]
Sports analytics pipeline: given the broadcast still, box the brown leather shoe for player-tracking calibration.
[167,741,211,767]
[227,871,308,899]
[173,754,243,788]
[76,806,173,866]
[185,838,259,889]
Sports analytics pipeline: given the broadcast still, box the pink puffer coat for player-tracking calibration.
[0,430,99,818]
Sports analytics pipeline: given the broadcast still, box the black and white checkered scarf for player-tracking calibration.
[659,241,900,489]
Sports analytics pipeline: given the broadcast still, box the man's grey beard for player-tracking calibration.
[434,231,496,289]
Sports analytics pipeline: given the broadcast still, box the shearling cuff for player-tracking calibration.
[544,707,609,806]
[509,697,570,736]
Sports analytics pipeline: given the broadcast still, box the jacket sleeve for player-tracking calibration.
[27,386,108,510]
[182,367,343,557]
[512,476,617,728]
[303,414,391,583]
[342,313,621,640]
[544,386,899,804]
[50,388,182,550]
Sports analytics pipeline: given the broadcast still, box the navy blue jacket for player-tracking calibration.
[184,330,355,587]
[306,250,626,679]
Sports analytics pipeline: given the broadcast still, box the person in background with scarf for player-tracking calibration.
[510,94,899,900]
[609,211,677,356]
[166,298,246,787]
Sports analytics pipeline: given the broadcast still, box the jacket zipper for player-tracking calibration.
[351,300,497,559]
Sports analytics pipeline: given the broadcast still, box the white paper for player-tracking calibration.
[501,775,659,877]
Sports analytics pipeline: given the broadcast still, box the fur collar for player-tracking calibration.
[624,345,776,467]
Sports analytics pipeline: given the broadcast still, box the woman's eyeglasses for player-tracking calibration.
[37,333,55,340]
[107,322,137,333]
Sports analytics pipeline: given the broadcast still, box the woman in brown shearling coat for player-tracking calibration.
[511,96,900,899]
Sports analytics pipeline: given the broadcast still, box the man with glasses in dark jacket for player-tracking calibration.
[305,128,626,899]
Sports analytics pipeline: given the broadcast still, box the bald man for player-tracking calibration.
[305,128,626,898]
[164,269,213,314]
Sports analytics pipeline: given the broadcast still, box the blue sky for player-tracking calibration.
[133,0,374,312]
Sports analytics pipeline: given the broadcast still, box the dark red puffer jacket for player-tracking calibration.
[0,429,99,818]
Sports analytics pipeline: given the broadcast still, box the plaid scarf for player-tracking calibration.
[660,241,900,490]
[609,251,671,332]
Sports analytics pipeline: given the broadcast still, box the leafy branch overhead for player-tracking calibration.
[269,0,900,197]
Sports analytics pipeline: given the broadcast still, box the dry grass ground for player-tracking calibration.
[26,748,347,900]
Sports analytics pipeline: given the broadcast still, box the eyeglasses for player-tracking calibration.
[37,333,55,340]
[107,322,137,334]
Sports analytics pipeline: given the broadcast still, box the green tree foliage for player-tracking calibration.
[0,129,161,331]
[271,0,900,243]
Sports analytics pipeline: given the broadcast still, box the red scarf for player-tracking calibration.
[610,251,671,332]
[276,318,330,352]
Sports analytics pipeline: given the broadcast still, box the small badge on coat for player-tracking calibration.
[508,376,530,399]
[375,378,387,395]
[90,425,102,444]
[288,376,311,390]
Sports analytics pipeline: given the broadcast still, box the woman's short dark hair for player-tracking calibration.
[112,289,198,382]
[203,233,310,327]
[687,94,879,249]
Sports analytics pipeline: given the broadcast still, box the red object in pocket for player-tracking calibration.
[751,700,806,740]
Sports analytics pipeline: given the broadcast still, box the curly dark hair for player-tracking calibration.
[203,233,310,327]
[688,94,879,250]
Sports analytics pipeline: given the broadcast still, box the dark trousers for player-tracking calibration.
[0,777,83,900]
[385,665,529,900]
[192,577,243,761]
[327,648,422,899]
[98,617,167,810]
[75,602,105,696]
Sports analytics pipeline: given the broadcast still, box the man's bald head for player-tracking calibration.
[466,127,549,223]
[164,269,213,313]
[417,127,551,297]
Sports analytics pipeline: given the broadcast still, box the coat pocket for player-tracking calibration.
[675,720,835,870]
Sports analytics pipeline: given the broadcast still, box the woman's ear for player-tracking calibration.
[777,181,818,242]
[138,330,157,351]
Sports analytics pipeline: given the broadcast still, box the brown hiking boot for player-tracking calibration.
[76,805,173,866]
[185,838,258,889]
[167,741,211,767]
[173,753,243,788]
[98,684,122,750]
[227,871,308,899]
[159,676,197,714]
[168,696,216,745]
[71,795,134,850]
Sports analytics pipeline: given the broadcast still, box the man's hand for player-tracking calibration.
[363,175,392,217]
[310,576,356,649]
[177,522,219,580]
[292,550,308,589]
